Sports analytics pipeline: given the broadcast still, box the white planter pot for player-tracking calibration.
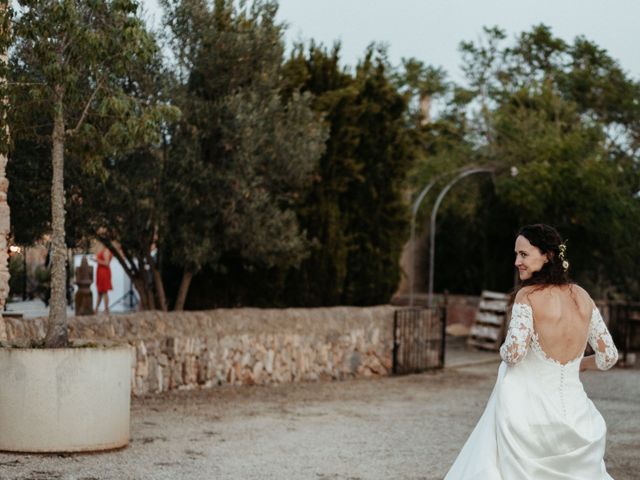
[0,344,133,452]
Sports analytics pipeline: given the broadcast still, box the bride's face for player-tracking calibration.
[514,235,548,281]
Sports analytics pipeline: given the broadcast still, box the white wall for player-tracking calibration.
[73,254,139,313]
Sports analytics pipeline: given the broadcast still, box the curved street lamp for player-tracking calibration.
[409,167,472,306]
[427,167,494,309]
[409,178,441,306]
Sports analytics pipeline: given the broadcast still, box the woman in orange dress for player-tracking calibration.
[94,246,113,313]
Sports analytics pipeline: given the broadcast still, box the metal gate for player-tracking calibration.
[393,307,446,374]
[608,302,640,366]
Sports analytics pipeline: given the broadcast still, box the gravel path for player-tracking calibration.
[0,360,638,480]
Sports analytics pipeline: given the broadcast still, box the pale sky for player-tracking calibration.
[141,0,640,84]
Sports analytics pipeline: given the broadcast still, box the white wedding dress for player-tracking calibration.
[444,303,618,480]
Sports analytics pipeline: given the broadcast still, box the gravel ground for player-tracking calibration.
[0,359,638,480]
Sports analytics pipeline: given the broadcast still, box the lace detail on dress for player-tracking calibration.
[588,307,618,370]
[529,332,582,366]
[500,303,533,365]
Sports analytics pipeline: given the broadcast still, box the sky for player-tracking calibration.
[141,0,640,84]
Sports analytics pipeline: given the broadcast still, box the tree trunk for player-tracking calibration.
[44,88,68,347]
[174,270,194,311]
[133,275,155,311]
[0,2,11,326]
[151,264,167,312]
[419,94,432,125]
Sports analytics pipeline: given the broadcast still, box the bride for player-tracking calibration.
[444,224,618,480]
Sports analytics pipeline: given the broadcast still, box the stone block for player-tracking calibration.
[242,368,255,385]
[136,358,149,378]
[252,361,264,383]
[155,365,164,393]
[349,351,361,373]
[265,349,275,374]
[164,337,179,358]
[157,353,169,367]
[241,352,251,368]
[226,364,235,385]
[136,340,147,360]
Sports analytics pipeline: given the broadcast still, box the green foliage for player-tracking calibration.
[410,24,640,298]
[160,0,327,308]
[339,49,414,304]
[7,0,175,228]
[198,44,415,307]
[63,53,180,309]
[11,0,163,146]
[8,0,178,338]
[8,5,638,308]
[6,135,51,245]
[186,43,416,308]
[277,43,362,306]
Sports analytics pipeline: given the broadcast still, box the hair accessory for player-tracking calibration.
[558,242,569,272]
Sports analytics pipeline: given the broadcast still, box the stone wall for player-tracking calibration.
[0,306,395,396]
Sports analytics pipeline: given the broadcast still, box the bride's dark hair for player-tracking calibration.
[515,224,571,294]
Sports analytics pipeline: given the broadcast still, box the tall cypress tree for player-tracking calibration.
[340,49,413,305]
[279,43,361,306]
[281,45,414,306]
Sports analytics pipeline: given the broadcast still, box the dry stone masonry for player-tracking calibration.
[0,306,395,396]
[0,6,11,318]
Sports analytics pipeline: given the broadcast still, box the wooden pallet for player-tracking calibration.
[467,290,510,351]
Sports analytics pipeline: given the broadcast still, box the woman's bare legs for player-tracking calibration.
[95,293,103,313]
[96,292,110,314]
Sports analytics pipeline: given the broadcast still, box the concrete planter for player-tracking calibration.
[0,344,132,452]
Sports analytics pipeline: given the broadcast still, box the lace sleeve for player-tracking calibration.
[500,303,534,365]
[588,307,618,370]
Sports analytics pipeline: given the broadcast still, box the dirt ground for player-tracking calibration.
[0,355,638,480]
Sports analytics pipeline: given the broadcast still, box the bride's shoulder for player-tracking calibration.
[514,285,545,304]
[565,283,594,306]
[568,284,597,315]
[515,284,592,310]
[516,285,536,295]
[570,283,590,296]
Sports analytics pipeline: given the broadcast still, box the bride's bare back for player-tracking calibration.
[518,284,594,364]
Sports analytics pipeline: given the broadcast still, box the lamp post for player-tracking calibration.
[427,167,494,309]
[409,168,473,306]
[409,179,439,306]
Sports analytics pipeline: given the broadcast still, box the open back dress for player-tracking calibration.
[444,302,618,479]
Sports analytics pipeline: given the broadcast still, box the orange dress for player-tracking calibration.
[96,249,112,293]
